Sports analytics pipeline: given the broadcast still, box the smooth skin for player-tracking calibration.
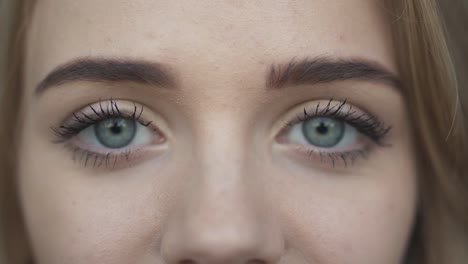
[19,0,417,263]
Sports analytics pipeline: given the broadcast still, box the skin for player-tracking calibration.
[19,0,417,263]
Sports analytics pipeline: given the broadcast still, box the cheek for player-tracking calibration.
[277,182,416,263]
[18,129,176,263]
[270,152,417,263]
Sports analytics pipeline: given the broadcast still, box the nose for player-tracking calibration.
[160,138,284,264]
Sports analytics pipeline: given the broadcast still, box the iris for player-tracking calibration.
[302,117,345,148]
[94,118,137,148]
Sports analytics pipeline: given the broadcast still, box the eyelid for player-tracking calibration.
[271,98,393,168]
[61,142,168,169]
[283,120,360,150]
[274,99,391,145]
[75,120,163,151]
[50,99,170,169]
[51,99,170,143]
[274,142,372,169]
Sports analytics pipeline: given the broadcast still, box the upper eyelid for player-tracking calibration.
[51,100,156,141]
[289,109,389,134]
[67,99,149,123]
[279,100,391,143]
[285,100,361,127]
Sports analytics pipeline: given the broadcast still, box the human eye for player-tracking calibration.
[275,98,392,168]
[51,99,167,169]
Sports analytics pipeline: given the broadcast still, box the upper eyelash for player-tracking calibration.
[285,98,392,144]
[51,99,152,143]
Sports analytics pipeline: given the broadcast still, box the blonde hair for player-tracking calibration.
[1,0,467,263]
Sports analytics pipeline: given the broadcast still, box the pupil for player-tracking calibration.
[316,123,329,134]
[110,123,122,134]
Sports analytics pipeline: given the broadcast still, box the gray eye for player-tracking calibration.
[94,118,137,148]
[302,117,345,148]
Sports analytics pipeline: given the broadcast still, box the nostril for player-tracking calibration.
[248,259,266,264]
[179,260,196,264]
[179,259,196,264]
[178,258,266,264]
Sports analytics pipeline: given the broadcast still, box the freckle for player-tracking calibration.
[146,32,157,40]
[343,242,353,253]
[339,34,346,42]
[105,36,113,45]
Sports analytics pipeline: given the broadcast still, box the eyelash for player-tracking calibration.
[52,98,391,169]
[51,99,155,168]
[280,98,392,167]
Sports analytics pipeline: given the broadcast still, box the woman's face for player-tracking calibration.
[19,0,417,263]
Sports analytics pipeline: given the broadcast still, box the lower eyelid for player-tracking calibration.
[70,133,167,155]
[62,142,168,169]
[280,139,367,154]
[276,143,371,168]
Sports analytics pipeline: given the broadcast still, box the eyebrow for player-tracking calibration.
[35,56,402,95]
[267,56,402,90]
[35,58,177,95]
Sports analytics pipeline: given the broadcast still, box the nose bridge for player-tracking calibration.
[189,113,263,244]
[197,114,249,178]
[160,115,284,263]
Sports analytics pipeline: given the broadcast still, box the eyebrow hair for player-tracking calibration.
[35,58,176,95]
[267,57,403,90]
[35,56,402,96]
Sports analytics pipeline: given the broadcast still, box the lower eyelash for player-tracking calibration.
[294,145,372,168]
[316,150,369,168]
[67,144,135,169]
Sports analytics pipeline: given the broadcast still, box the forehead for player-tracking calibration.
[25,0,395,91]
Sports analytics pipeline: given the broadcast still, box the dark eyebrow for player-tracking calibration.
[267,57,403,91]
[35,58,176,95]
